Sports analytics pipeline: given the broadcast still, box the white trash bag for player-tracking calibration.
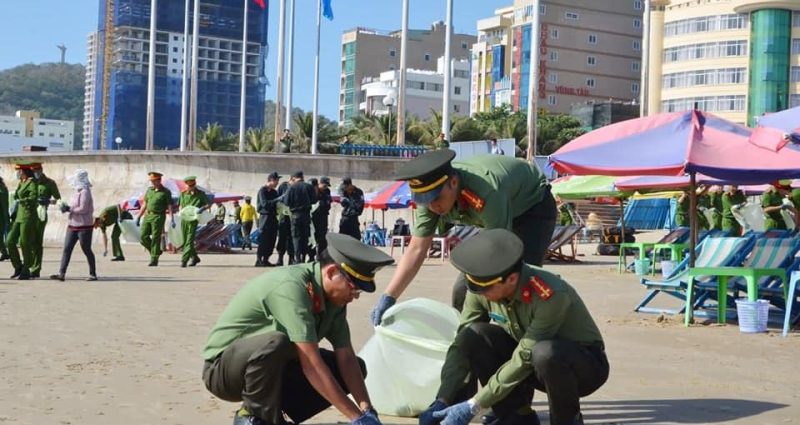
[359,298,460,417]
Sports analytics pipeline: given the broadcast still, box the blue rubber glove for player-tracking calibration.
[352,411,382,425]
[419,400,447,425]
[171,220,177,228]
[432,401,476,425]
[366,407,379,421]
[135,216,141,227]
[370,293,396,326]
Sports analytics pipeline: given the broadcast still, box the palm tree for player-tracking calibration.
[196,123,236,151]
[245,128,273,153]
[349,113,393,144]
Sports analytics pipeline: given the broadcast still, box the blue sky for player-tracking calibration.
[0,0,507,120]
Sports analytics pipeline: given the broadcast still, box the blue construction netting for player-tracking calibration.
[621,198,676,230]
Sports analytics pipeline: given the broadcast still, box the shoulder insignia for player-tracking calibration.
[306,282,322,313]
[530,276,553,301]
[460,188,485,213]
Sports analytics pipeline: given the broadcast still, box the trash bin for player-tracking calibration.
[661,260,676,278]
[735,299,769,333]
[634,258,651,276]
[358,298,460,417]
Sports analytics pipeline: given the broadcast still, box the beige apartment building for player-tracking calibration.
[471,0,645,115]
[339,22,476,125]
[646,0,800,126]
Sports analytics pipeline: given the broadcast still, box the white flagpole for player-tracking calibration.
[526,0,540,163]
[441,0,453,141]
[189,0,200,150]
[180,0,191,151]
[273,0,287,150]
[311,0,322,155]
[239,0,249,152]
[396,0,409,146]
[285,0,296,132]
[640,0,651,117]
[145,0,158,150]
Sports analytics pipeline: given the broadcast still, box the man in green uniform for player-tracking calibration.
[557,197,574,226]
[7,163,39,280]
[370,149,557,325]
[420,229,607,425]
[708,186,723,230]
[0,175,10,261]
[762,182,791,231]
[30,163,61,278]
[96,204,133,261]
[675,190,690,227]
[215,202,227,223]
[179,176,211,268]
[696,186,711,231]
[202,233,393,425]
[721,185,746,236]
[136,172,175,266]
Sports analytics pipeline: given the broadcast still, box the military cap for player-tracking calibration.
[326,233,394,293]
[320,176,331,186]
[267,171,281,180]
[148,171,163,181]
[395,149,456,204]
[183,175,197,183]
[14,160,34,170]
[292,170,304,179]
[451,229,524,293]
[30,163,43,170]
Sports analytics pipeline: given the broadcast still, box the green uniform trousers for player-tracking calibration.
[7,219,36,272]
[181,219,199,263]
[0,220,8,257]
[110,224,125,258]
[765,217,787,231]
[140,213,166,261]
[721,217,742,237]
[202,332,366,424]
[30,217,47,274]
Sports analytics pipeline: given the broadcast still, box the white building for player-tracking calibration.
[359,57,471,120]
[82,32,99,150]
[0,111,74,152]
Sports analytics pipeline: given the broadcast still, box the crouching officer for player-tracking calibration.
[202,233,394,425]
[421,229,608,425]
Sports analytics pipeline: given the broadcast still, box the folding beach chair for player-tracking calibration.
[546,224,584,263]
[635,236,755,315]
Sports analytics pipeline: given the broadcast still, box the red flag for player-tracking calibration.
[253,0,265,9]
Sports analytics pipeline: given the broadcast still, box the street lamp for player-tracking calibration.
[115,136,122,150]
[382,90,396,144]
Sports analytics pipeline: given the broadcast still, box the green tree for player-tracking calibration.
[291,111,340,153]
[196,123,236,151]
[245,127,273,152]
[349,113,394,144]
[536,113,585,155]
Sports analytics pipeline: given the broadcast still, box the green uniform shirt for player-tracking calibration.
[203,262,351,360]
[438,265,603,408]
[179,189,210,209]
[36,175,61,201]
[413,156,547,237]
[791,189,800,210]
[675,195,689,226]
[0,181,9,228]
[721,191,746,221]
[13,179,39,221]
[144,186,172,215]
[761,190,784,224]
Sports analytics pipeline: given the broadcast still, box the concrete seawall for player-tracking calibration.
[0,152,415,243]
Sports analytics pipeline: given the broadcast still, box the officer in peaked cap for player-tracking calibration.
[371,149,557,326]
[135,171,175,266]
[7,161,39,279]
[178,176,211,267]
[203,233,393,425]
[29,161,61,278]
[255,171,282,267]
[420,229,607,425]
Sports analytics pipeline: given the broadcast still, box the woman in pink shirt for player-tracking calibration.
[51,169,97,281]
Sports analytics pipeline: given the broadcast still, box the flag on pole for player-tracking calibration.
[253,0,266,9]
[323,0,334,20]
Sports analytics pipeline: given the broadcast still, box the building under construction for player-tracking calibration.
[83,0,268,150]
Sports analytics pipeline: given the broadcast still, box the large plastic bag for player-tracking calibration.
[733,203,765,232]
[167,215,183,247]
[179,206,200,222]
[118,219,141,243]
[359,298,460,417]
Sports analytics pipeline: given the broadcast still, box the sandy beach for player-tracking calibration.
[1,238,798,425]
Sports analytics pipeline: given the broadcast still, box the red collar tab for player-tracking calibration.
[530,276,553,301]
[459,188,485,213]
[306,282,323,313]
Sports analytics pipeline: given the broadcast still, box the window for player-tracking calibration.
[172,47,178,52]
[586,78,595,88]
[633,18,641,28]
[454,86,462,95]
[588,34,597,44]
[663,40,748,63]
[424,53,431,61]
[587,56,597,66]
[549,73,558,83]
[461,42,468,49]
[454,104,461,113]
[539,4,546,15]
[548,95,557,105]
[664,14,747,37]
[551,28,559,39]
[632,82,640,93]
[410,81,425,90]
[173,35,179,41]
[565,12,579,20]
[661,95,745,112]
[794,12,800,27]
[632,61,640,72]
[634,0,643,10]
[791,94,800,108]
[791,66,800,83]
[633,40,641,51]
[389,49,396,57]
[792,39,800,55]
[172,58,177,63]
[549,51,558,61]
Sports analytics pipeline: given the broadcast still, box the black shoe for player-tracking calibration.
[483,411,540,425]
[275,258,284,267]
[111,256,125,262]
[148,260,158,267]
[0,254,9,262]
[264,261,276,267]
[181,261,187,268]
[30,271,40,279]
[189,258,200,267]
[86,275,98,282]
[17,270,31,280]
[50,273,66,282]
[11,268,21,279]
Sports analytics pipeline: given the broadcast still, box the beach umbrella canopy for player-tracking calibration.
[551,175,626,199]
[364,181,415,210]
[752,105,800,145]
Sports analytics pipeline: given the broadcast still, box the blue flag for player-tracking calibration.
[323,0,334,20]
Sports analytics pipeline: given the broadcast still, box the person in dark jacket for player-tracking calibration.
[276,179,295,266]
[339,177,364,241]
[255,172,281,267]
[310,176,332,260]
[285,171,316,264]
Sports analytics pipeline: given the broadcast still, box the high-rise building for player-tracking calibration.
[84,0,268,150]
[646,0,800,126]
[339,22,476,125]
[471,1,644,115]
